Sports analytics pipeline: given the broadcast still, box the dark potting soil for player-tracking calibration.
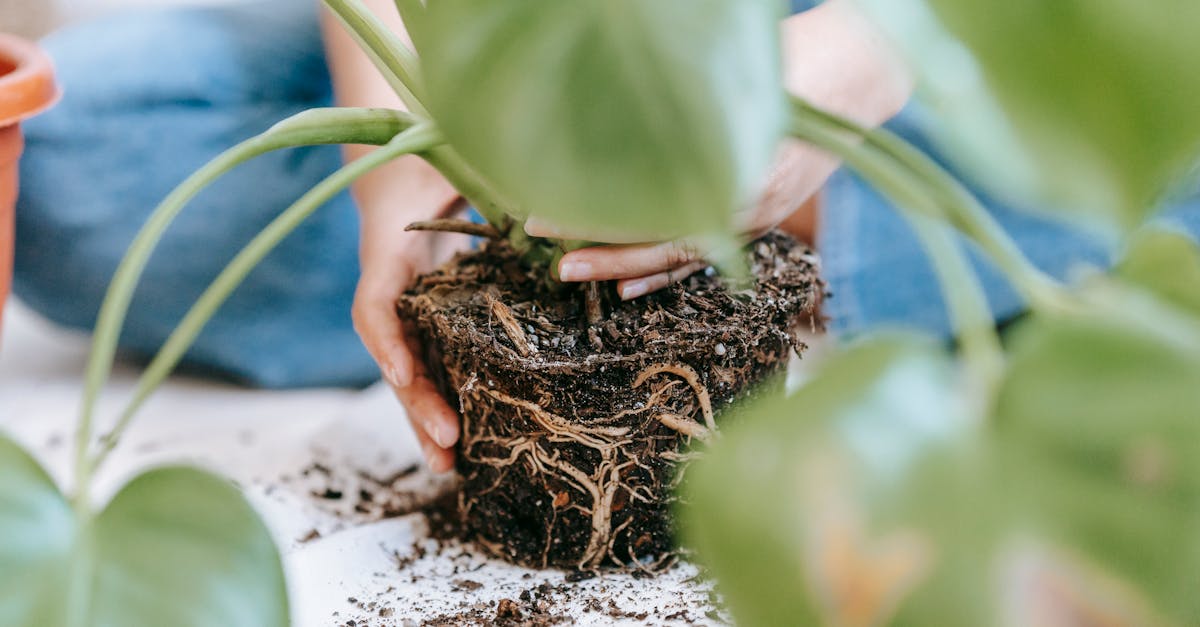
[398,230,823,571]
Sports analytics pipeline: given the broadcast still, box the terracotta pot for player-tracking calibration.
[0,33,59,331]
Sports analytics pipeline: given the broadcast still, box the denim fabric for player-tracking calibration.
[14,0,1200,388]
[789,0,819,14]
[16,1,377,388]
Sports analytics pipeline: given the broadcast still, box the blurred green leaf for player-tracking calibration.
[0,436,74,627]
[418,0,785,241]
[860,0,1200,235]
[89,467,289,626]
[921,0,1200,232]
[1116,227,1200,316]
[995,290,1200,623]
[0,438,289,627]
[682,335,994,626]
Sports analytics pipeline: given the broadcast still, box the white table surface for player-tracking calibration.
[0,300,729,626]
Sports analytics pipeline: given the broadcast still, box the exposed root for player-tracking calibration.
[406,219,502,239]
[634,363,716,431]
[585,281,603,325]
[485,291,534,357]
[656,413,713,442]
[459,361,722,570]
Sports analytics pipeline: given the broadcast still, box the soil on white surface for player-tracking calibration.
[0,301,743,626]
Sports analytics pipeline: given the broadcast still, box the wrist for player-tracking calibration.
[352,153,461,221]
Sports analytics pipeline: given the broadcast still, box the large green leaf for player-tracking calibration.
[995,288,1200,623]
[0,436,289,627]
[0,436,75,627]
[417,0,785,241]
[684,314,1200,625]
[1116,227,1200,317]
[860,0,1200,235]
[924,0,1200,232]
[681,336,992,626]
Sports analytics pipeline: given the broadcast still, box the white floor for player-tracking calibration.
[0,300,728,626]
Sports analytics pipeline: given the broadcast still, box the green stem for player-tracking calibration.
[85,124,443,477]
[72,108,416,502]
[790,111,1004,403]
[322,0,428,117]
[318,0,532,239]
[423,147,518,230]
[790,97,1066,312]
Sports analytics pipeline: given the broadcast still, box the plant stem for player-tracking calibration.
[72,108,417,502]
[422,147,519,230]
[318,0,527,238]
[790,111,1004,404]
[406,219,502,239]
[322,0,428,116]
[790,97,1067,313]
[86,124,442,477]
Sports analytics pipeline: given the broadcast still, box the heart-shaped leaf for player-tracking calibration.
[994,289,1200,623]
[417,0,786,242]
[1116,227,1200,317]
[0,436,75,626]
[860,0,1200,235]
[681,335,985,626]
[0,436,289,627]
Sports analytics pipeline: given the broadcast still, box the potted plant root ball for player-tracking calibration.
[400,230,821,570]
[0,33,58,330]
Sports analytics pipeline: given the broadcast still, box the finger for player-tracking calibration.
[352,270,416,388]
[395,375,461,451]
[557,240,704,283]
[408,417,456,474]
[616,261,710,301]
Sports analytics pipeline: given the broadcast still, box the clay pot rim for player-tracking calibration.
[0,33,60,128]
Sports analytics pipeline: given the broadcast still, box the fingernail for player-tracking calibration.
[433,424,457,449]
[384,358,413,388]
[621,280,650,301]
[558,260,591,282]
[382,363,401,387]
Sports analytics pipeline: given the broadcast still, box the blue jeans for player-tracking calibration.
[16,1,1199,388]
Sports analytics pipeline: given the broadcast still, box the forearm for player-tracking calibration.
[783,0,914,127]
[762,0,915,237]
[319,0,459,266]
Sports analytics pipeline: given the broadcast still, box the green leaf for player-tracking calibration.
[89,468,289,626]
[0,436,74,627]
[681,335,988,626]
[0,437,289,627]
[858,0,1200,235]
[995,292,1200,622]
[920,0,1200,232]
[1116,227,1200,317]
[417,0,785,241]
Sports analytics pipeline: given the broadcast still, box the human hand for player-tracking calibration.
[324,0,472,473]
[349,153,467,474]
[525,140,828,299]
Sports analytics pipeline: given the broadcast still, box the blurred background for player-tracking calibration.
[1,0,246,38]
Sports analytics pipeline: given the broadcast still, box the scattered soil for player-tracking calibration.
[296,477,728,626]
[398,231,822,570]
